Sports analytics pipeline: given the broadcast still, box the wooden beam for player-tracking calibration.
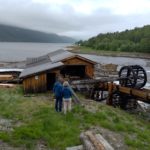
[107,82,113,105]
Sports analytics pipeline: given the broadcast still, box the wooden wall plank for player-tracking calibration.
[23,73,46,93]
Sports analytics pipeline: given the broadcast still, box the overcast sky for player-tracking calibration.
[0,0,150,39]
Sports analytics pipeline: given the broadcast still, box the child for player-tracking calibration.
[62,81,72,114]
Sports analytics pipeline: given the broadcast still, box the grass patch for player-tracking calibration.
[0,86,150,149]
[70,45,150,59]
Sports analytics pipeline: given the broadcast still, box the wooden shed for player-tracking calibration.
[20,50,96,93]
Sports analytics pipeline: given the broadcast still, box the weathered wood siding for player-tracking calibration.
[23,73,46,93]
[63,57,94,78]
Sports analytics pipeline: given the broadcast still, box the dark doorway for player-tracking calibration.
[47,73,56,90]
[60,65,86,78]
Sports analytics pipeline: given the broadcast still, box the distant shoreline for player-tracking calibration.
[0,61,26,69]
[67,46,150,60]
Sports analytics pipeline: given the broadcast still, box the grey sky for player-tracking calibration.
[0,0,150,39]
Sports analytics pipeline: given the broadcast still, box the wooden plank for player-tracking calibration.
[23,73,47,93]
[132,89,148,99]
[119,86,131,94]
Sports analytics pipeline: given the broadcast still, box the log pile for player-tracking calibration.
[80,131,114,150]
[0,75,13,81]
[66,131,114,150]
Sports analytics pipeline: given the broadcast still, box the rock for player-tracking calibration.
[66,145,83,150]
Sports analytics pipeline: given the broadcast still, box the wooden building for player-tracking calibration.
[20,50,96,93]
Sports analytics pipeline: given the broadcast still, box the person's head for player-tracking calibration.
[63,81,69,87]
[57,75,64,83]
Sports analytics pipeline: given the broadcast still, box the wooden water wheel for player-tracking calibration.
[119,65,147,89]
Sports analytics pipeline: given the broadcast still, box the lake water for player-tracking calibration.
[0,42,149,82]
[0,42,70,62]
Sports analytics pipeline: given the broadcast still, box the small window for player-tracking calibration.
[35,75,39,80]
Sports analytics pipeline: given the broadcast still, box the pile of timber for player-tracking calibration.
[0,84,15,88]
[94,64,118,78]
[0,75,13,82]
[80,131,114,150]
[0,74,21,83]
[66,131,114,150]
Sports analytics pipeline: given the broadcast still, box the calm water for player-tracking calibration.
[0,42,71,62]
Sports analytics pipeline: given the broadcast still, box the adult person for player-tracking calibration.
[62,81,72,114]
[53,76,64,112]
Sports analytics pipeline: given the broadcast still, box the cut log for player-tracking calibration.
[85,131,105,150]
[80,131,114,150]
[95,134,114,150]
[80,133,95,150]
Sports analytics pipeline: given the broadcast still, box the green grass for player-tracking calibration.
[0,86,150,149]
[70,45,150,58]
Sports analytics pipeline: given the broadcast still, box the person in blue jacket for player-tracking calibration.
[62,81,72,114]
[53,76,63,112]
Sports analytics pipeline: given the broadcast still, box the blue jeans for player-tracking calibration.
[55,96,62,112]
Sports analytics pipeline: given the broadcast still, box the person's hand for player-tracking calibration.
[53,95,56,99]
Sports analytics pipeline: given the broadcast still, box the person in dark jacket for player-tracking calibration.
[53,76,63,112]
[62,81,72,114]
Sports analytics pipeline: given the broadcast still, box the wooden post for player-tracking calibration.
[107,82,113,105]
[68,85,81,104]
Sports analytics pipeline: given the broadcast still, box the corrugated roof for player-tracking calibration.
[26,55,50,67]
[20,62,63,78]
[25,49,74,67]
[47,49,74,62]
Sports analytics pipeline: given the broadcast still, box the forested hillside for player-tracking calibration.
[78,25,150,53]
[0,24,75,43]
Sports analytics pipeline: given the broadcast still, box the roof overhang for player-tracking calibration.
[20,62,64,79]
